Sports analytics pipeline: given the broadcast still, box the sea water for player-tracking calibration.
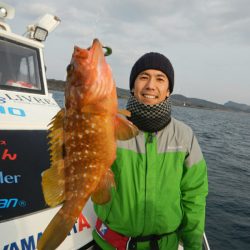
[52,91,250,250]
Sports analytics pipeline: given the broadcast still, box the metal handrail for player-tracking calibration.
[203,233,210,250]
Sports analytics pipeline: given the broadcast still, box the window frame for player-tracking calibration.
[0,35,45,95]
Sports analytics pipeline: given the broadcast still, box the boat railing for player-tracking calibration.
[203,233,210,250]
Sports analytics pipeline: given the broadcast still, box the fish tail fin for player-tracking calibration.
[37,207,77,250]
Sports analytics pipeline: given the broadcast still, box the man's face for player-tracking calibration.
[133,69,170,105]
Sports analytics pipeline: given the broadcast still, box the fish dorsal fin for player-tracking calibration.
[91,169,115,204]
[115,113,139,140]
[42,109,65,207]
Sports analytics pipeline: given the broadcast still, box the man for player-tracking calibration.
[93,52,208,250]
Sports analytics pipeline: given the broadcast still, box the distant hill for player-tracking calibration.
[47,79,65,91]
[47,79,130,98]
[171,95,250,113]
[224,101,250,112]
[171,94,229,111]
[47,79,250,113]
[116,87,131,99]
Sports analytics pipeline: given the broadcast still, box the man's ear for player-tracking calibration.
[166,89,170,98]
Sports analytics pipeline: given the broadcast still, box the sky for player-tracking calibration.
[3,0,250,105]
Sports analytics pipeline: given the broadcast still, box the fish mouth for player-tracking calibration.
[92,38,103,53]
[92,38,102,47]
[74,39,111,61]
[91,39,112,57]
[90,39,105,62]
[72,39,102,62]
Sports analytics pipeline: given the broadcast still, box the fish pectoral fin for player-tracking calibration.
[118,109,131,117]
[115,115,139,140]
[42,163,65,207]
[91,169,115,205]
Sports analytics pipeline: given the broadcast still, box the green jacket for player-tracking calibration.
[93,118,208,250]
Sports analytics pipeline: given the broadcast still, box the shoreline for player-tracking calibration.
[47,79,250,114]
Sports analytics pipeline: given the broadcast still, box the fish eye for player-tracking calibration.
[66,64,74,73]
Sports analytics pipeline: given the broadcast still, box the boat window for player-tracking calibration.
[0,36,45,94]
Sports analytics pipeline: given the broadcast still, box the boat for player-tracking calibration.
[0,2,95,249]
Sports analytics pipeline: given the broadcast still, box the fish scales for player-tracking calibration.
[64,113,116,204]
[37,39,138,250]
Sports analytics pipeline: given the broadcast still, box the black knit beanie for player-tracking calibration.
[129,52,174,93]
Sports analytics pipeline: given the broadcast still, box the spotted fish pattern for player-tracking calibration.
[37,39,138,250]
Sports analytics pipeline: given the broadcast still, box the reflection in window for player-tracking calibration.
[0,37,44,93]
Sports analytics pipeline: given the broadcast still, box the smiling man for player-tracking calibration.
[93,52,208,250]
[133,69,170,105]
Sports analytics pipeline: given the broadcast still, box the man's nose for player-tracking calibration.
[145,78,156,89]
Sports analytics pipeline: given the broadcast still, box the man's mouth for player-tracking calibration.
[142,94,157,99]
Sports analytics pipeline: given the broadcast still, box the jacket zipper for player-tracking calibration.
[147,133,153,143]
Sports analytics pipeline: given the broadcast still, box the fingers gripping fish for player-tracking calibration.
[37,39,138,250]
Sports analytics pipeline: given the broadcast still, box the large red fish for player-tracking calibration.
[37,39,138,250]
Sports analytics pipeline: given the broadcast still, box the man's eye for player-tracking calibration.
[157,78,165,82]
[140,76,148,80]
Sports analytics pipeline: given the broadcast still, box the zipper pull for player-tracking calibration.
[147,133,153,143]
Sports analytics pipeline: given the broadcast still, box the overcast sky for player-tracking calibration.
[4,0,250,105]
